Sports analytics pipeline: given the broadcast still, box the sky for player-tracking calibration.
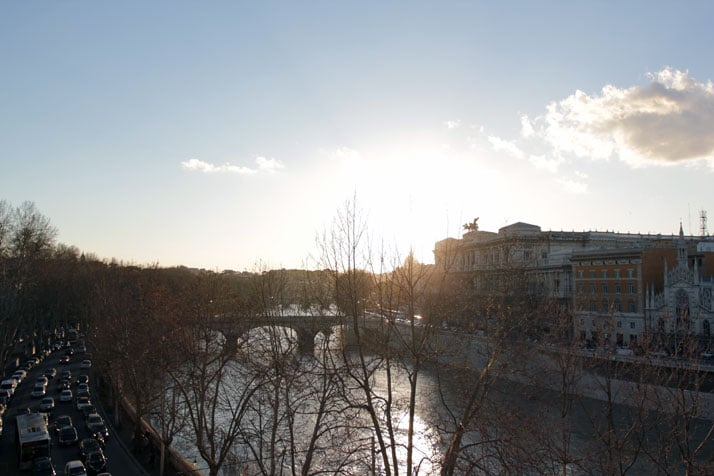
[2,1,714,271]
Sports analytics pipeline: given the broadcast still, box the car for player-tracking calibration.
[31,455,57,476]
[82,404,98,418]
[63,460,87,476]
[75,395,92,411]
[12,369,27,382]
[84,450,107,474]
[36,376,49,387]
[79,437,102,460]
[44,368,57,379]
[0,389,12,406]
[58,425,79,446]
[53,414,72,433]
[59,355,70,365]
[39,397,55,413]
[60,389,73,402]
[88,421,109,439]
[31,383,47,398]
[80,360,92,369]
[61,370,72,380]
[57,378,71,392]
[76,374,89,386]
[85,413,103,430]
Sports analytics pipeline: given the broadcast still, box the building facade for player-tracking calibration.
[435,221,714,349]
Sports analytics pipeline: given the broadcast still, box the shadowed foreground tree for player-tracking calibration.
[0,200,57,367]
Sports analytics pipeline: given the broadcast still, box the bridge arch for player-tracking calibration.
[210,314,343,355]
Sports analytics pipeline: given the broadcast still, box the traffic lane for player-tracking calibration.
[1,349,141,476]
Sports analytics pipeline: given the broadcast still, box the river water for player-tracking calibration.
[167,326,714,476]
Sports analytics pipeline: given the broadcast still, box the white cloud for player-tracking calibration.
[557,177,589,194]
[528,154,562,173]
[181,157,284,175]
[527,67,714,167]
[487,136,525,159]
[444,119,461,129]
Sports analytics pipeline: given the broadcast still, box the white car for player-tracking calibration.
[80,360,92,369]
[64,460,87,476]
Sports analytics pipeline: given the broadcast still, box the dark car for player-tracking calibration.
[53,414,72,433]
[32,456,57,476]
[85,450,107,474]
[79,437,102,460]
[88,421,109,439]
[58,425,79,446]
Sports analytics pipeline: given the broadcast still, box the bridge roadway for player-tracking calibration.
[208,314,344,353]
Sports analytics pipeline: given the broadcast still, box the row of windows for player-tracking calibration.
[578,283,637,294]
[577,269,635,279]
[584,298,638,313]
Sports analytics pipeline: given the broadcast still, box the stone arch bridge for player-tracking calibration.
[207,314,345,354]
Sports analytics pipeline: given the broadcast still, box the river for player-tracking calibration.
[165,325,714,476]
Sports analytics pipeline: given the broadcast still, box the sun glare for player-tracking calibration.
[334,136,503,263]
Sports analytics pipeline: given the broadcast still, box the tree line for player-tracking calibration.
[2,198,714,475]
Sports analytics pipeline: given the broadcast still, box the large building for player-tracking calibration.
[434,221,714,349]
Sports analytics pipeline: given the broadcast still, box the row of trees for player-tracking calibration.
[3,198,714,475]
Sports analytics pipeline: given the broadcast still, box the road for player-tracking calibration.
[0,346,149,475]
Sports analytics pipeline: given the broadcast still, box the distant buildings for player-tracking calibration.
[434,221,714,351]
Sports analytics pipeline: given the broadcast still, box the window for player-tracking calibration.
[614,298,622,312]
[601,270,608,278]
[617,321,622,328]
[602,298,609,312]
[578,270,584,279]
[578,284,584,294]
[602,284,609,294]
[590,284,596,294]
[615,283,622,294]
[630,322,636,329]
[614,269,620,278]
[628,283,635,294]
[589,270,596,278]
[590,301,598,312]
[627,299,636,313]
[627,268,634,278]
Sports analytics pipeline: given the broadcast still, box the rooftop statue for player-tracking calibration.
[463,217,479,232]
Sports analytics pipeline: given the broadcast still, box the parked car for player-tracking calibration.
[79,360,92,369]
[44,368,57,379]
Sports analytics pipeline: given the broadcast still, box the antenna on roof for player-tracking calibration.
[701,209,708,237]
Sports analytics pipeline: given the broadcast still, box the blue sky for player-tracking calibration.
[2,1,714,271]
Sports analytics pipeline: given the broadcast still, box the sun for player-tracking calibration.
[330,135,500,264]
